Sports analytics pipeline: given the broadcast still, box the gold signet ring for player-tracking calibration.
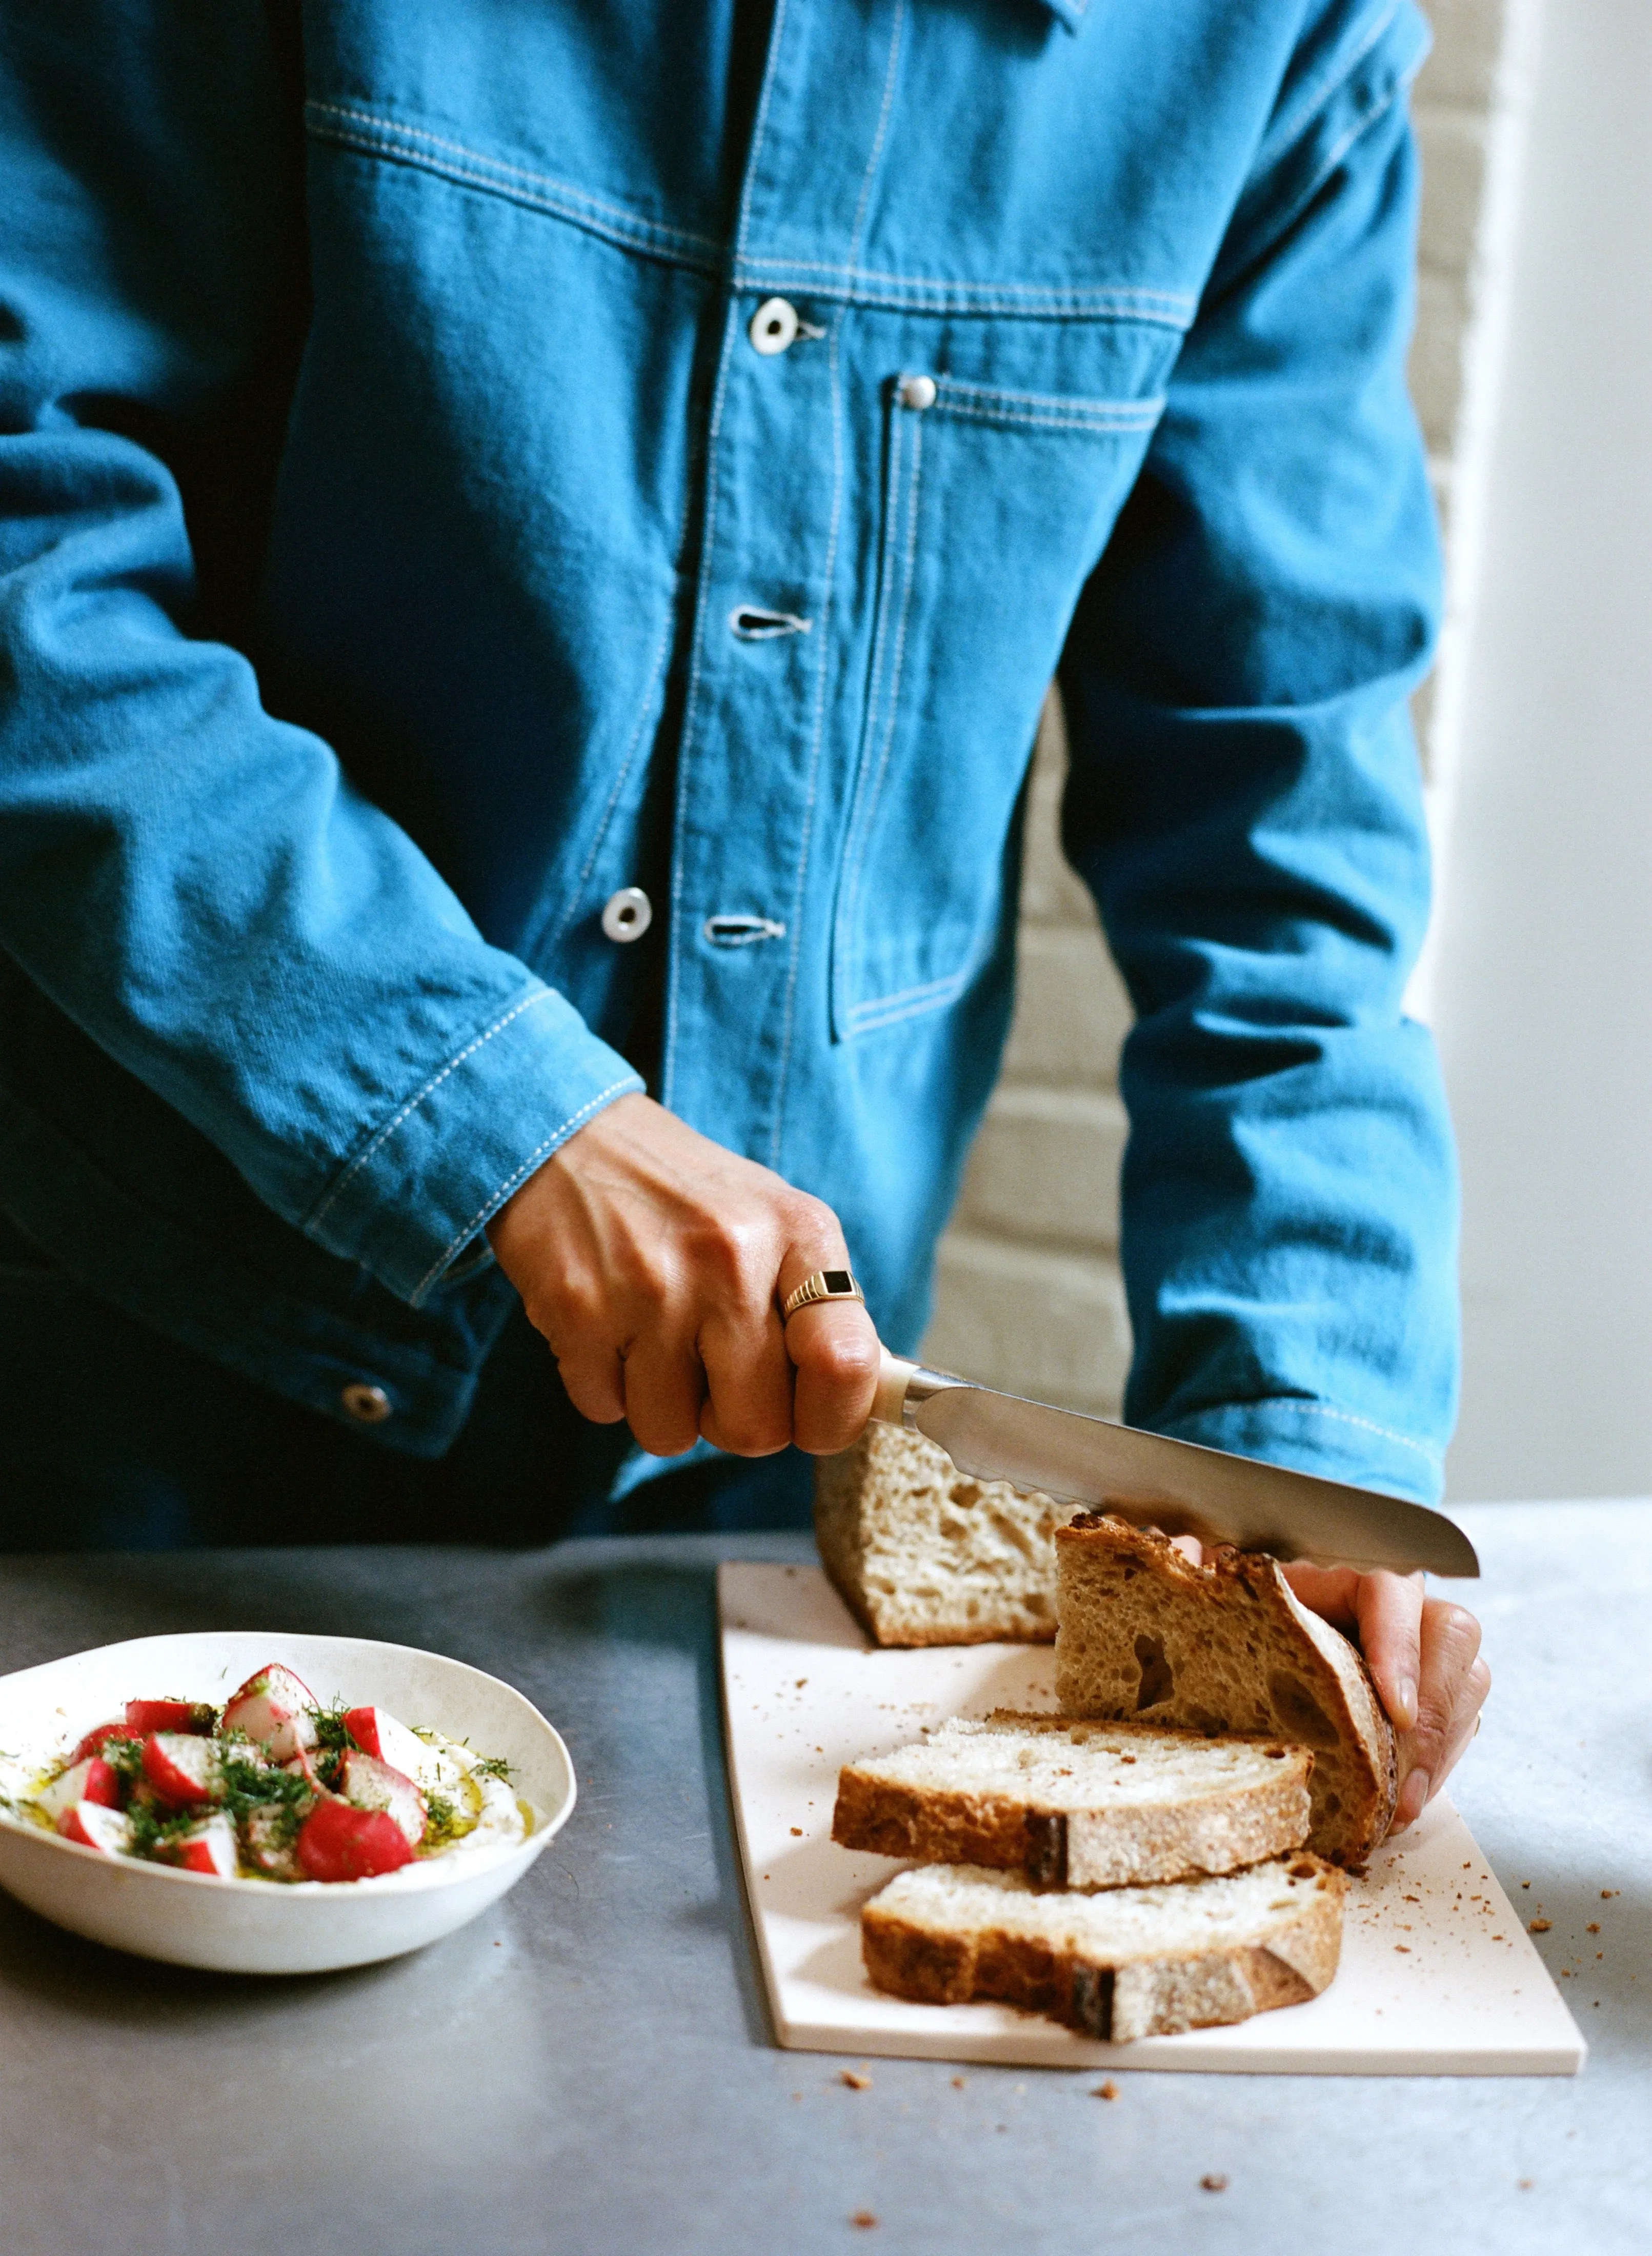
[780,1269,865,1321]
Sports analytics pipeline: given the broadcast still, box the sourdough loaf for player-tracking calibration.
[861,1854,1345,2042]
[1054,1515,1396,1864]
[834,1713,1312,1888]
[815,1421,1073,1646]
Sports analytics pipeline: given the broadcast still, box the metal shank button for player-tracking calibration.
[601,886,653,943]
[898,373,937,411]
[749,297,800,356]
[341,1382,392,1425]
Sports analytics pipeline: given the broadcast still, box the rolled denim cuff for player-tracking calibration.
[300,981,642,1306]
[1154,1396,1445,1509]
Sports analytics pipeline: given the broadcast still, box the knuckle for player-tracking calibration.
[804,1329,879,1391]
[785,1190,838,1243]
[1434,1602,1483,1660]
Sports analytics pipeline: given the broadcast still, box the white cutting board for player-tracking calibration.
[720,1561,1584,2076]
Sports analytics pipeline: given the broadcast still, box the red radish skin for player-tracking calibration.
[36,1756,123,1823]
[125,1698,214,1737]
[142,1733,224,1808]
[57,1803,132,1855]
[339,1750,427,1847]
[296,1799,413,1882]
[68,1720,127,1765]
[343,1705,427,1779]
[220,1664,319,1760]
[163,1815,238,1879]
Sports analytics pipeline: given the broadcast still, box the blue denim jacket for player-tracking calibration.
[0,1,1457,1501]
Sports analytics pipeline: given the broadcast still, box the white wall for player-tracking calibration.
[1432,0,1652,1500]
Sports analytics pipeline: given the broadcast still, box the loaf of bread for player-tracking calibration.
[861,1854,1346,2042]
[815,1421,1074,1646]
[1054,1515,1397,1864]
[834,1713,1312,1888]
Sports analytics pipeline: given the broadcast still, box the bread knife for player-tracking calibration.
[870,1353,1478,1578]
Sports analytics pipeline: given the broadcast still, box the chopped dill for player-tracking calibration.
[421,1789,463,1850]
[471,1755,512,1783]
[312,1703,357,1754]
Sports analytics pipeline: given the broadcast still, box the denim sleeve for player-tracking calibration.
[0,14,640,1308]
[1058,3,1459,1503]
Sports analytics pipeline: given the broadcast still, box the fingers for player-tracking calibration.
[1284,1562,1420,1724]
[1389,1600,1487,1831]
[1282,1561,1490,1838]
[486,1095,880,1461]
[775,1244,880,1457]
[1351,1571,1425,1735]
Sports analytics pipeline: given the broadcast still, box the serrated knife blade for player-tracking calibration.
[871,1354,1477,1578]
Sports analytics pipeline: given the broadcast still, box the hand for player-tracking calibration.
[485,1093,880,1459]
[1282,1564,1490,1835]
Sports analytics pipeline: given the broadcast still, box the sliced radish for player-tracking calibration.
[68,1719,127,1765]
[56,1803,132,1855]
[35,1756,122,1823]
[339,1750,426,1847]
[142,1732,224,1807]
[296,1798,413,1882]
[125,1698,214,1737]
[220,1664,318,1760]
[161,1814,239,1879]
[343,1705,427,1778]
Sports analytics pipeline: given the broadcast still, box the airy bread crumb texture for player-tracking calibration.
[862,1855,1346,2043]
[834,1714,1312,1888]
[814,1422,1074,1646]
[1053,1516,1397,1865]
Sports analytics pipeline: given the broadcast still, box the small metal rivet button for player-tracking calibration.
[898,373,937,411]
[749,297,800,356]
[341,1382,392,1425]
[601,886,653,943]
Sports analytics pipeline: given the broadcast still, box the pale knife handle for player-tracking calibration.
[872,1350,918,1426]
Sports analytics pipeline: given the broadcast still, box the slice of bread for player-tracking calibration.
[1054,1515,1397,1865]
[834,1714,1312,1888]
[815,1421,1075,1646]
[862,1854,1345,2042]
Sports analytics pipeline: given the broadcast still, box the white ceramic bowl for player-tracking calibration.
[0,1630,575,1975]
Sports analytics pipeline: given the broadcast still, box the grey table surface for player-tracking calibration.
[0,1499,1646,2256]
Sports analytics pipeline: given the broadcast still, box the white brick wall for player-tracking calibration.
[922,0,1534,1407]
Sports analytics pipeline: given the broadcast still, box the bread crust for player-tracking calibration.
[833,1717,1312,1888]
[862,1856,1346,2042]
[1053,1516,1397,1864]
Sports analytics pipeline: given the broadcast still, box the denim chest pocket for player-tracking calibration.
[831,374,1164,1040]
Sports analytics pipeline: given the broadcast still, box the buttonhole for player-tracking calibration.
[703,914,787,946]
[729,606,812,641]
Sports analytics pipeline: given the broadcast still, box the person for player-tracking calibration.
[0,0,1486,1823]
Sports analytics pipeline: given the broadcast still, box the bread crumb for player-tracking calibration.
[1602,1888,1620,1899]
[796,1679,808,1688]
[951,2076,966,2089]
[1095,2080,1120,2101]
[791,1826,803,1836]
[1200,2174,1229,2193]
[1521,1880,1530,1889]
[1518,2180,1533,2191]
[1587,1922,1600,1933]
[1394,1944,1411,1953]
[851,2211,878,2230]
[841,2069,873,2090]
[1529,1918,1552,1933]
